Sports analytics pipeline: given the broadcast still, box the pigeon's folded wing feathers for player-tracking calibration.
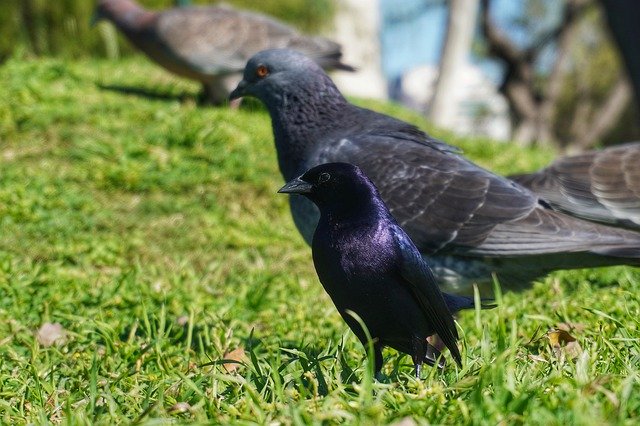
[591,144,640,223]
[156,6,346,75]
[155,7,250,74]
[511,142,640,228]
[312,133,640,258]
[314,134,538,253]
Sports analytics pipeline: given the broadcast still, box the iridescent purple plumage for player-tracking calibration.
[279,163,491,376]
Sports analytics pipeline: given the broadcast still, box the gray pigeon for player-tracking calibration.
[510,142,640,231]
[93,0,354,104]
[229,49,640,294]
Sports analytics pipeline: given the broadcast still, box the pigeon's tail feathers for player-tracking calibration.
[508,171,548,191]
[442,293,497,313]
[332,61,357,72]
[592,245,640,260]
[312,51,356,72]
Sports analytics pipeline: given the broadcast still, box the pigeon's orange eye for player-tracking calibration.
[256,65,269,78]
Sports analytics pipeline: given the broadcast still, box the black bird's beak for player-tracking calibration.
[229,80,248,101]
[278,177,313,195]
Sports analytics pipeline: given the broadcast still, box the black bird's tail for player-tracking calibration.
[442,293,497,313]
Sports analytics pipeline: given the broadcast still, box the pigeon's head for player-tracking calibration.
[92,0,111,25]
[92,0,139,25]
[229,49,335,105]
[278,162,383,213]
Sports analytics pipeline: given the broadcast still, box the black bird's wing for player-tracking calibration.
[313,130,640,259]
[510,142,640,230]
[390,224,462,366]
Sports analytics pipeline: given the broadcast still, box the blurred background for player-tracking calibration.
[3,0,640,151]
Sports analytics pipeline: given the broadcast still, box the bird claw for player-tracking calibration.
[374,371,388,383]
[424,343,446,369]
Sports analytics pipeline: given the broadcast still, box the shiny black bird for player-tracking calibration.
[231,49,640,294]
[279,162,489,377]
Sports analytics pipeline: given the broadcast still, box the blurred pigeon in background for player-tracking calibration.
[93,0,354,104]
[510,142,640,231]
[279,162,492,376]
[230,49,640,294]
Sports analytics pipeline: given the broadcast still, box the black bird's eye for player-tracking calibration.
[318,172,331,183]
[256,65,269,78]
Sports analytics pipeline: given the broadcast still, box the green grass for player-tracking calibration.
[0,56,639,425]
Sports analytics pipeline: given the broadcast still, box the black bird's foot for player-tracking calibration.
[411,335,429,379]
[374,371,389,382]
[424,343,446,369]
[413,363,422,379]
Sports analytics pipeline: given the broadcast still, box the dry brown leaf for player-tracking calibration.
[558,322,586,333]
[37,323,65,347]
[548,329,582,360]
[390,417,417,426]
[563,341,584,361]
[528,354,548,363]
[548,329,576,346]
[168,402,191,414]
[222,347,246,373]
[591,384,620,407]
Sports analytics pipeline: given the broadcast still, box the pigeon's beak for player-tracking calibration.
[229,80,249,101]
[278,177,313,195]
[90,11,102,27]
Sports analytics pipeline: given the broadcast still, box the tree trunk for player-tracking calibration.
[567,74,632,151]
[428,0,480,128]
[20,0,42,55]
[512,116,554,147]
[599,0,640,116]
[537,0,585,147]
[481,0,590,148]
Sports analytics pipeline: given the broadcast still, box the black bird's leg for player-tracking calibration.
[373,342,384,381]
[425,335,446,369]
[411,336,428,379]
[424,343,446,369]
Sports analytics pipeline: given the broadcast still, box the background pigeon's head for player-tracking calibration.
[92,0,138,25]
[278,162,384,213]
[229,49,331,105]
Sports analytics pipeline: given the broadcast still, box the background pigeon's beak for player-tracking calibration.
[229,80,248,100]
[278,177,313,195]
[90,12,102,27]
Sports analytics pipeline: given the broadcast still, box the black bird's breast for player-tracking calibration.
[311,219,434,346]
[312,220,396,293]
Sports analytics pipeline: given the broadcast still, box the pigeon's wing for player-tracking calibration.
[391,224,462,366]
[285,36,355,72]
[155,6,268,74]
[314,133,539,254]
[510,151,607,220]
[155,6,347,75]
[314,134,640,258]
[591,144,640,225]
[512,143,640,229]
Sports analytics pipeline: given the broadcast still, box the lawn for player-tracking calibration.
[0,56,638,425]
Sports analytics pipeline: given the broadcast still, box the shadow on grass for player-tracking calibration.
[97,82,272,111]
[97,82,197,103]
